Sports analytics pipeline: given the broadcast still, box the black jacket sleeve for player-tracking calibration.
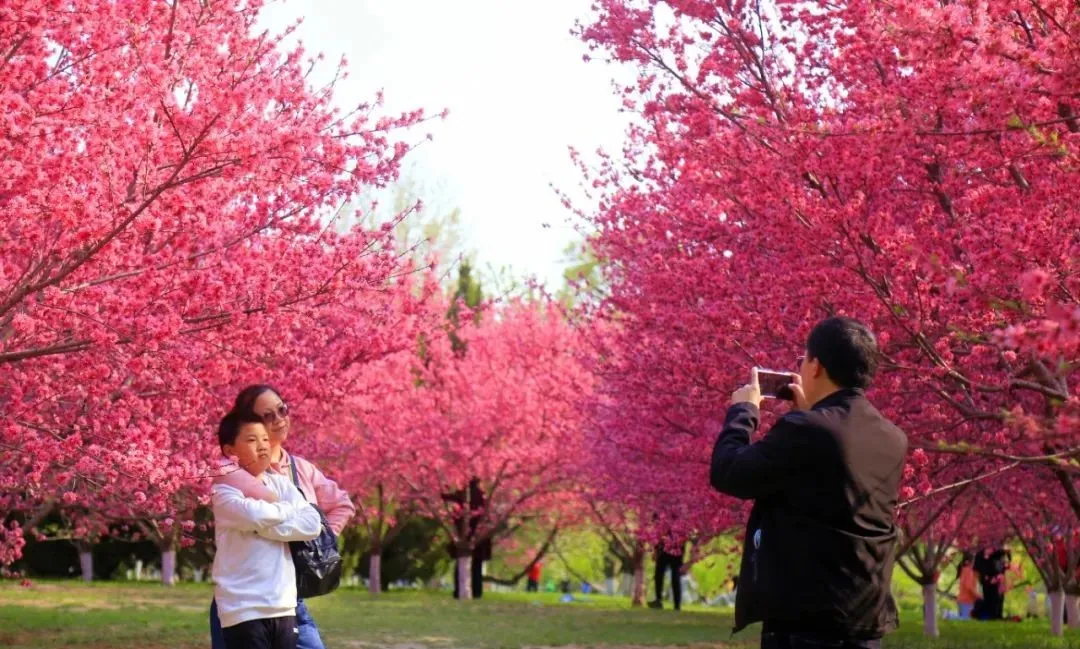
[709,403,815,500]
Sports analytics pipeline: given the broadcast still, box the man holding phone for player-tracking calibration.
[710,317,908,649]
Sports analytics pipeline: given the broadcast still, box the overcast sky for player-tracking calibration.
[259,0,630,289]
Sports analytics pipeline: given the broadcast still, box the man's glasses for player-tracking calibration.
[795,355,806,371]
[259,403,290,425]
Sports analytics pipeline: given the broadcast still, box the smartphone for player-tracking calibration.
[754,368,796,401]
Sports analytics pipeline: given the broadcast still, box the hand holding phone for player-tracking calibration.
[730,367,762,406]
[754,368,797,401]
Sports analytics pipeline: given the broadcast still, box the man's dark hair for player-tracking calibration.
[217,410,264,451]
[232,384,283,419]
[806,316,879,390]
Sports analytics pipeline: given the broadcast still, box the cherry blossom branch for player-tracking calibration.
[1053,468,1080,522]
[588,501,636,559]
[1,34,28,74]
[930,388,1005,422]
[482,521,560,587]
[897,482,973,556]
[0,116,221,321]
[0,282,343,364]
[934,500,979,568]
[899,461,1022,510]
[19,497,58,534]
[550,535,598,589]
[917,443,1080,466]
[163,0,180,60]
[981,483,1053,586]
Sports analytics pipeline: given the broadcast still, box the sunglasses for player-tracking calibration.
[259,403,290,425]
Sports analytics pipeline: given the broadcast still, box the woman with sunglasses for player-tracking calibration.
[210,384,356,649]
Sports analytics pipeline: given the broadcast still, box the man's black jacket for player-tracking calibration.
[710,389,908,638]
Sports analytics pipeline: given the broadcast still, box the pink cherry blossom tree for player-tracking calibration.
[1,0,435,561]
[573,0,1079,607]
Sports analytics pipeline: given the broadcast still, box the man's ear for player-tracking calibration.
[811,358,826,380]
[222,444,235,459]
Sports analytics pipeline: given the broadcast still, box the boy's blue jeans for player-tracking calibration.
[211,598,325,649]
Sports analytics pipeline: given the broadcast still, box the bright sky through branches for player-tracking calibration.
[259,0,629,288]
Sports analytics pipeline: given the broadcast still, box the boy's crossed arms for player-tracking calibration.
[212,477,318,541]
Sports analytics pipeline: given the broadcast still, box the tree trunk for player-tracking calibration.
[456,555,472,600]
[1050,589,1065,636]
[79,549,93,582]
[369,553,382,595]
[630,554,646,607]
[161,549,176,586]
[922,583,939,637]
[1067,593,1080,630]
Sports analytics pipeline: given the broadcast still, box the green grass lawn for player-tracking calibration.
[2,580,1080,649]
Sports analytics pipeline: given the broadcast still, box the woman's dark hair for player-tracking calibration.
[218,410,264,450]
[806,317,879,390]
[232,384,283,418]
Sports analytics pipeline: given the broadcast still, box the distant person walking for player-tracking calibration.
[648,540,685,611]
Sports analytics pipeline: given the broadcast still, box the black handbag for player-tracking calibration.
[288,458,343,599]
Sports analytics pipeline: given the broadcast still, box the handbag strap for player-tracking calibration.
[287,453,308,503]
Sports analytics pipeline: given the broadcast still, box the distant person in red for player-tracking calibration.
[956,552,980,620]
[526,562,542,592]
[1053,539,1080,624]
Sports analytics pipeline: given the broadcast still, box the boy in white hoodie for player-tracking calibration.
[212,411,321,649]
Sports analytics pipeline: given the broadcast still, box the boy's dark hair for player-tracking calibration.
[218,410,265,451]
[232,384,283,419]
[806,316,879,390]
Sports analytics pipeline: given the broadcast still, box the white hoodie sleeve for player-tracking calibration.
[212,483,298,532]
[256,475,322,542]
